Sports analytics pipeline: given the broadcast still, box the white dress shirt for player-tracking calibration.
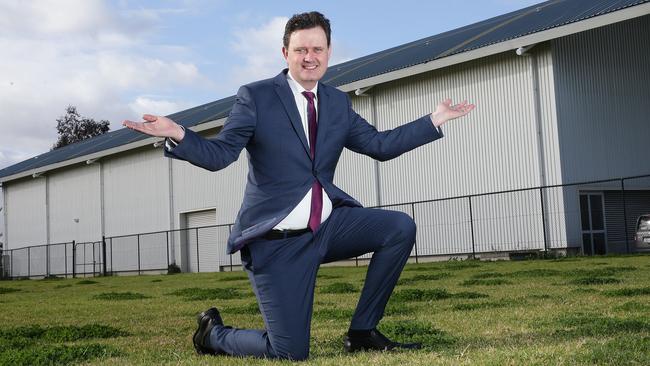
[273,72,333,230]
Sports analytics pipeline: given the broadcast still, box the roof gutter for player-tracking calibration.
[337,2,650,92]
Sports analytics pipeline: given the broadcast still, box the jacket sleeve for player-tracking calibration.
[344,95,443,161]
[164,85,256,171]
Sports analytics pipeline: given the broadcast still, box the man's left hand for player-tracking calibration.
[430,99,475,128]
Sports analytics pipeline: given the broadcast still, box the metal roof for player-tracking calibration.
[1,0,648,182]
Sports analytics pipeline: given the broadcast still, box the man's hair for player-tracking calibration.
[283,11,331,48]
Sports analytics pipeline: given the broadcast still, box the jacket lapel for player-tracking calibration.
[315,84,330,162]
[274,71,310,158]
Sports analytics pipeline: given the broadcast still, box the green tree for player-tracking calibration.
[52,106,110,150]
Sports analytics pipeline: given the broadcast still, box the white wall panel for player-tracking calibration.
[552,15,650,249]
[374,50,551,205]
[5,178,46,248]
[336,96,380,206]
[103,147,169,236]
[172,131,248,226]
[553,15,650,183]
[48,164,101,243]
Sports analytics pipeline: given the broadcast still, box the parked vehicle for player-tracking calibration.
[634,214,650,253]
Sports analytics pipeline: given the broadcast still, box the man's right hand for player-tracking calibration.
[122,114,185,142]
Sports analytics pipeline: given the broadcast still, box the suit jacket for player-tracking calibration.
[166,69,443,254]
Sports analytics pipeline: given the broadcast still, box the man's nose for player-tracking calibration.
[304,51,314,62]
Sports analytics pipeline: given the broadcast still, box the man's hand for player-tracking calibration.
[122,114,185,141]
[430,99,476,128]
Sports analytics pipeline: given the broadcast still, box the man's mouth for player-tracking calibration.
[302,64,318,70]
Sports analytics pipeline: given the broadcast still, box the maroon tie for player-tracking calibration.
[302,91,322,232]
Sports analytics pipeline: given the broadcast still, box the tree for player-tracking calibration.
[52,106,110,150]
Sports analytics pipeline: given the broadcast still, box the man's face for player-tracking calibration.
[282,26,331,90]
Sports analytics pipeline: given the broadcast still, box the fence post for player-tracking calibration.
[196,228,200,273]
[137,234,141,275]
[228,225,233,272]
[27,247,31,278]
[10,249,13,279]
[468,196,476,259]
[102,236,107,276]
[64,243,68,278]
[165,232,170,269]
[92,242,97,277]
[540,188,548,252]
[621,178,630,253]
[110,238,113,274]
[72,241,76,278]
[46,244,50,277]
[411,203,419,264]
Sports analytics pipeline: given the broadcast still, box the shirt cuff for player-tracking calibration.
[165,126,185,151]
[428,115,443,134]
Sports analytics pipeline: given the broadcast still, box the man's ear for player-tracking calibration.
[282,47,289,61]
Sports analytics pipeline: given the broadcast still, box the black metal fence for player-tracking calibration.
[2,174,650,279]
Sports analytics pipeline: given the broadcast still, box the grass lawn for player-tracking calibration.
[1,254,650,365]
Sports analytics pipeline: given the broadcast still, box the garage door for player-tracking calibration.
[184,210,218,273]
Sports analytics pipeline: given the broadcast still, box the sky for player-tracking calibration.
[0,0,544,232]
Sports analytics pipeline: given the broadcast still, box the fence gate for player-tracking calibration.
[580,193,608,255]
[73,241,103,277]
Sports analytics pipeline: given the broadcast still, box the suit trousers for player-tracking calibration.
[208,206,417,360]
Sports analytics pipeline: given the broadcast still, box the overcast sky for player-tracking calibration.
[0,0,544,233]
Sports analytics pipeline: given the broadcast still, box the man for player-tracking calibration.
[123,12,474,361]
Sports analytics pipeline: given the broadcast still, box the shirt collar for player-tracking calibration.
[286,70,318,98]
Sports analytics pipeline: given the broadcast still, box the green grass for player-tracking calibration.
[0,255,649,365]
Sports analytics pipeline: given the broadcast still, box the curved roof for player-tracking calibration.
[1,0,648,182]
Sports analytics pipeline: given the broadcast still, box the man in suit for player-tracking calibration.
[123,11,474,361]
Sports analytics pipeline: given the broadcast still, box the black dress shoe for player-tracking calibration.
[344,328,422,352]
[193,307,224,355]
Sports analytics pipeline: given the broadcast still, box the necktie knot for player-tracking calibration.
[302,91,315,102]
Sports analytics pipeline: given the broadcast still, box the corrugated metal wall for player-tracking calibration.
[553,14,650,181]
[344,45,562,255]
[171,130,248,225]
[5,177,47,248]
[48,164,101,243]
[552,15,650,248]
[171,129,247,268]
[103,147,170,236]
[336,96,380,206]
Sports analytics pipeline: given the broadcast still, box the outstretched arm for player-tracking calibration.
[121,85,256,172]
[346,98,475,161]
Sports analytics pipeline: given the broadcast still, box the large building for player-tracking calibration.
[1,0,649,277]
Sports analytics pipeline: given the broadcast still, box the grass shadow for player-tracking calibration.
[320,282,358,294]
[380,320,456,350]
[0,287,20,294]
[398,272,452,285]
[0,324,127,366]
[92,292,149,301]
[167,287,240,301]
[568,277,621,285]
[391,288,488,302]
[77,280,99,285]
[460,278,512,286]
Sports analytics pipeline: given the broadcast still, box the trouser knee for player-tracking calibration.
[391,211,417,245]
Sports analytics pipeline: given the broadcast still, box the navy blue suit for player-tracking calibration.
[166,70,442,360]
